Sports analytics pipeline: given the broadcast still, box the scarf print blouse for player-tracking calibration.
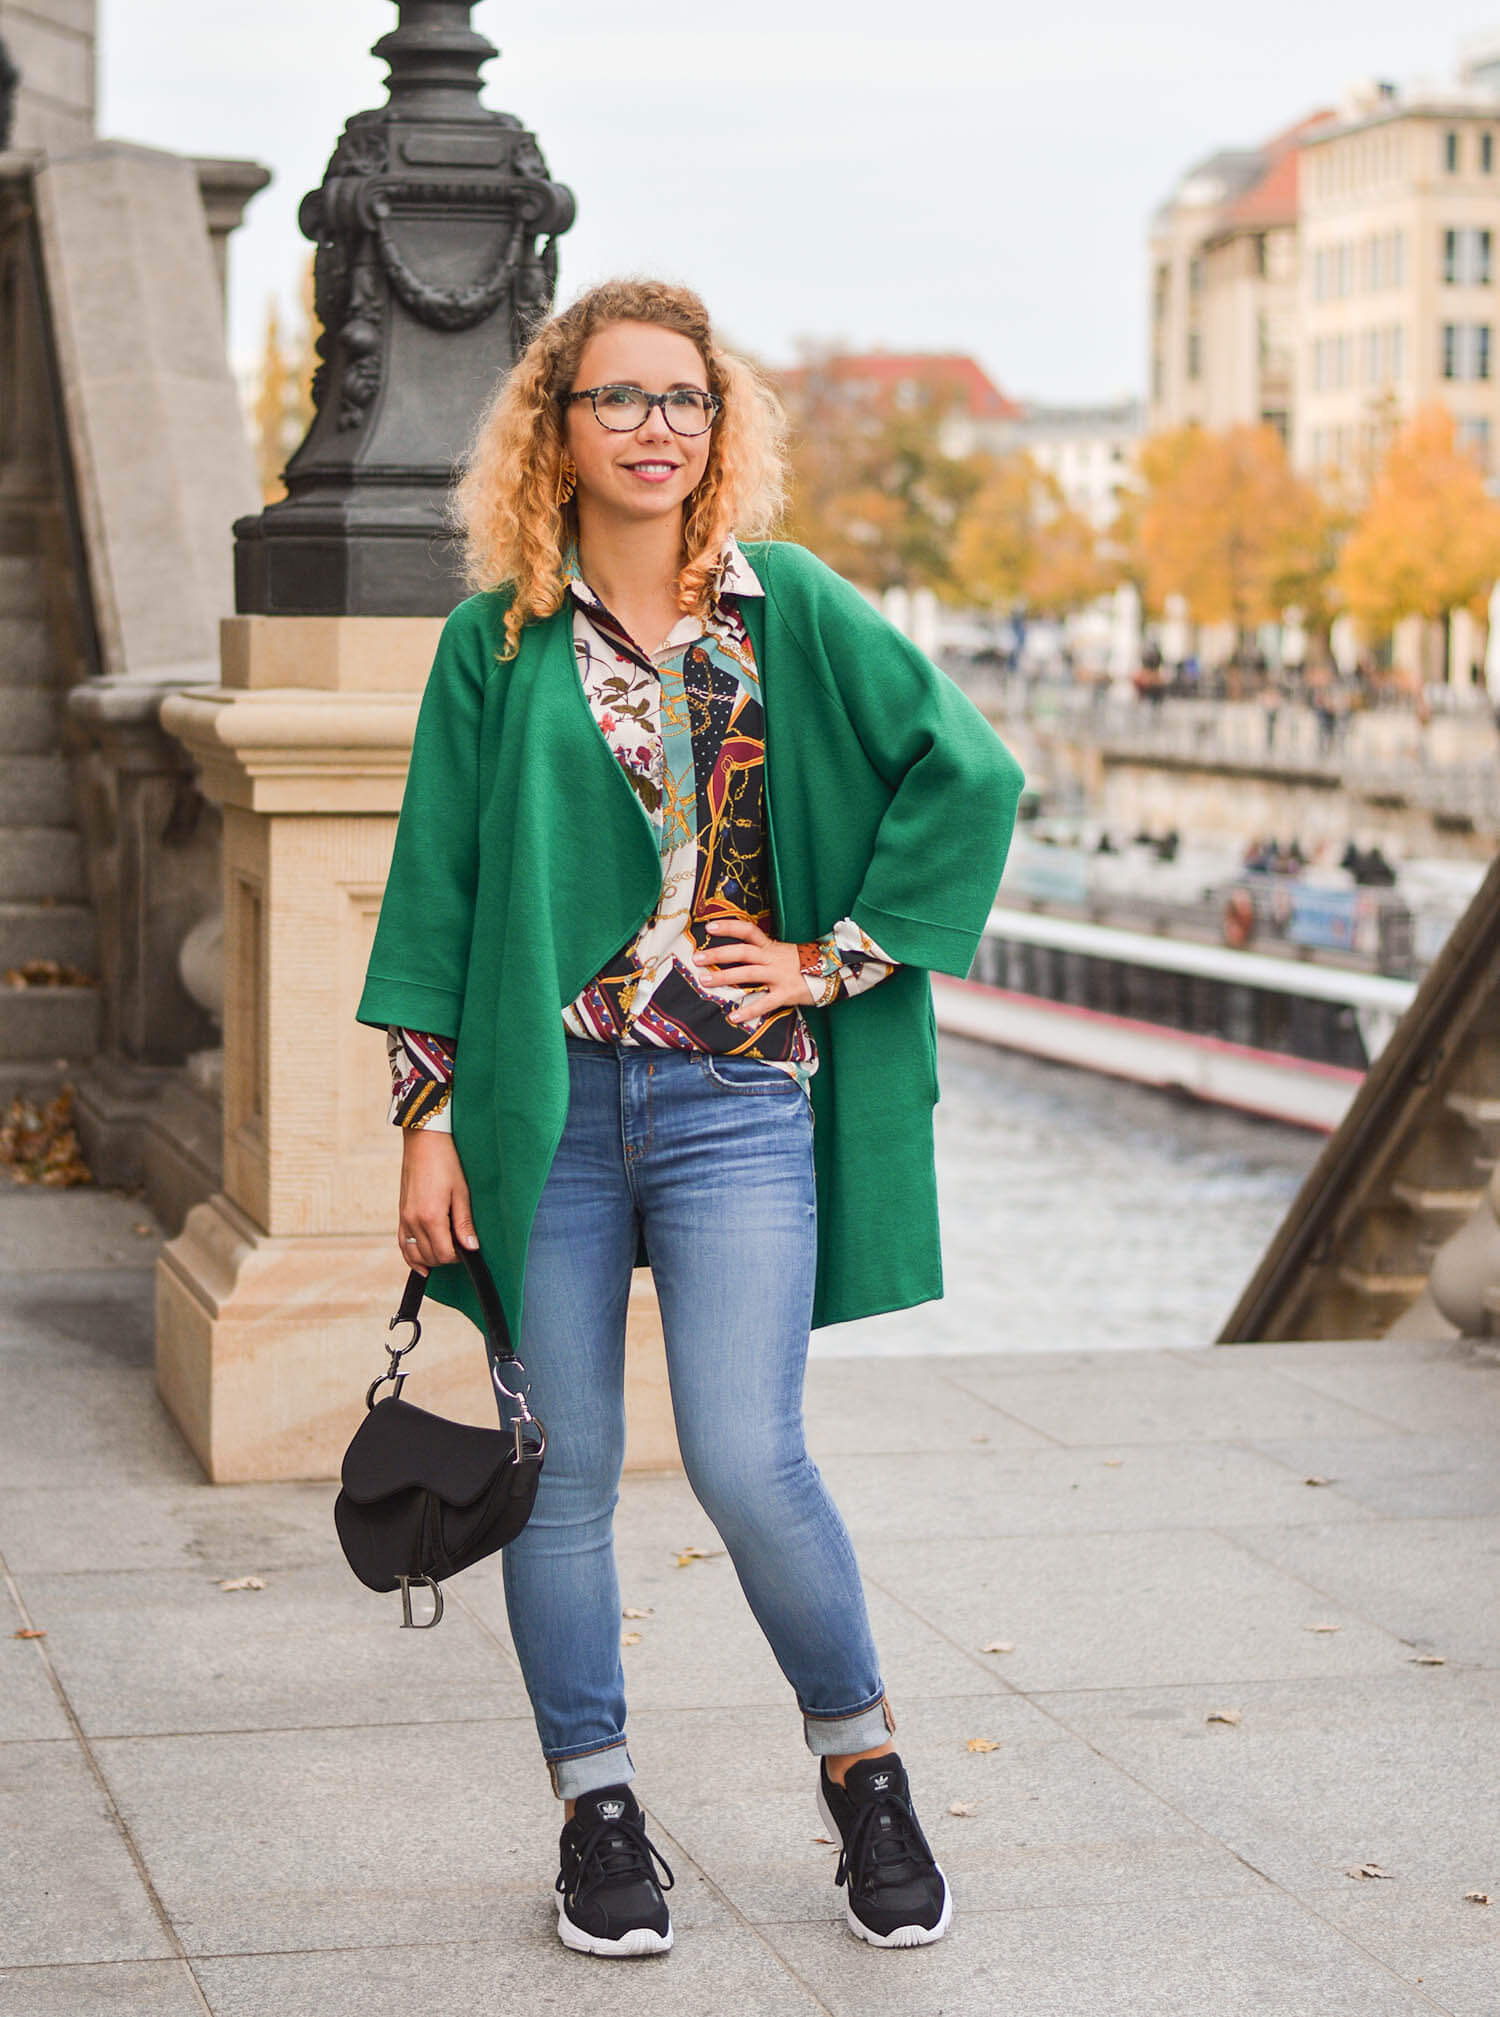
[387,540,897,1131]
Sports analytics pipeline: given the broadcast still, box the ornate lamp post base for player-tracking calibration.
[233,2,574,617]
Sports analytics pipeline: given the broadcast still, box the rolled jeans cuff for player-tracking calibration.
[802,1690,896,1757]
[547,1739,635,1802]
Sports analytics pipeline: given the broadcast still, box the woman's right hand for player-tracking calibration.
[397,1128,479,1273]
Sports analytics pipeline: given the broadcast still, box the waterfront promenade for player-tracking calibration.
[2,1184,1497,2017]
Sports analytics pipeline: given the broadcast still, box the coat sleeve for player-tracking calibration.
[355,597,496,1037]
[767,546,1026,978]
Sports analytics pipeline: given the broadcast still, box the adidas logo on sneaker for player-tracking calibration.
[600,1800,626,1820]
[870,1773,891,1790]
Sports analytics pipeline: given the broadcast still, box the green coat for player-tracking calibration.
[356,540,1025,1341]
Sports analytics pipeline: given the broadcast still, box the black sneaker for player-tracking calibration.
[555,1783,674,1957]
[817,1753,952,1947]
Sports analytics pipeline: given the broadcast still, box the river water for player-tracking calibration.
[812,1032,1323,1358]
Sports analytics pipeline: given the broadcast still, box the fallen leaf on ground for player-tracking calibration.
[1409,1653,1446,1665]
[1464,1890,1490,1905]
[948,1801,978,1817]
[1345,1863,1391,1880]
[981,1640,1016,1654]
[620,1632,642,1647]
[1206,1708,1242,1725]
[812,1834,834,1846]
[1303,1621,1342,1633]
[1303,1475,1332,1487]
[1102,1457,1123,1467]
[970,1433,990,1444]
[622,1606,654,1619]
[132,1222,154,1237]
[0,1085,91,1188]
[966,1737,1002,1753]
[674,1546,726,1568]
[218,1575,266,1592]
[13,1627,45,1639]
[4,959,94,988]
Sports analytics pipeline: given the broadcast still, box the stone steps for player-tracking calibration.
[0,900,97,972]
[0,556,44,621]
[0,754,75,827]
[0,617,50,686]
[0,690,63,756]
[0,828,87,904]
[0,981,100,1064]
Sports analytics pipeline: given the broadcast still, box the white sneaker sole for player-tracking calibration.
[557,1897,673,1957]
[816,1782,953,1947]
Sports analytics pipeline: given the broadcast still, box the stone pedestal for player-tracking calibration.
[158,617,681,1481]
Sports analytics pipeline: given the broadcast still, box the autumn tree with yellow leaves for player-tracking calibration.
[252,256,318,502]
[781,368,989,595]
[1134,423,1329,648]
[951,455,1111,615]
[1336,403,1500,635]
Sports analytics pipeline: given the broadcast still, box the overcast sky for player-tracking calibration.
[100,2,1497,403]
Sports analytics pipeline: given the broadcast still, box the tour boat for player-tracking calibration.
[936,902,1418,1133]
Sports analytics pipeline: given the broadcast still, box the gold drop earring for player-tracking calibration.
[556,453,577,507]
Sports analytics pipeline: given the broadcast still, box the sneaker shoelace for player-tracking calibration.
[557,1811,676,1910]
[836,1790,935,1897]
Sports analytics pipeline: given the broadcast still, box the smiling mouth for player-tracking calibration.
[623,460,681,475]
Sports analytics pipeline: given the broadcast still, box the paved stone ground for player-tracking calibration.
[1,1190,1498,2017]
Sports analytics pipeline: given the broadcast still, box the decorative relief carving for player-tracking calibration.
[298,113,572,428]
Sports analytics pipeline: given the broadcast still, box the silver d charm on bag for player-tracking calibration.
[397,1575,444,1628]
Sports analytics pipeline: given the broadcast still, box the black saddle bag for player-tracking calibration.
[333,1246,546,1627]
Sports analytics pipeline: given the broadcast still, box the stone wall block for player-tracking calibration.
[32,141,259,686]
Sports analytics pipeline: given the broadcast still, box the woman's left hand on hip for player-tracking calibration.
[693,918,807,1025]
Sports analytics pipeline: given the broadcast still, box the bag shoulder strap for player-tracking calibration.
[395,1246,515,1363]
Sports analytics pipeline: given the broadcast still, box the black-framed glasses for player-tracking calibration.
[561,383,723,436]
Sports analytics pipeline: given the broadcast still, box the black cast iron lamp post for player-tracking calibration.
[234,1,575,616]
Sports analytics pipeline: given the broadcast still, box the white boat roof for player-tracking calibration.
[985,904,1418,1012]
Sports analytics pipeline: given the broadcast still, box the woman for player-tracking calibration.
[357,278,1024,1958]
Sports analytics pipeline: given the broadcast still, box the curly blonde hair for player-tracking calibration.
[453,278,788,659]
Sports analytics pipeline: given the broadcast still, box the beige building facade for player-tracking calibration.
[1297,84,1500,484]
[1149,118,1328,442]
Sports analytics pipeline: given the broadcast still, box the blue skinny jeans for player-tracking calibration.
[496,1035,894,1801]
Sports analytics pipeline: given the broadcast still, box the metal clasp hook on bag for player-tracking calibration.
[492,1356,547,1466]
[366,1312,422,1410]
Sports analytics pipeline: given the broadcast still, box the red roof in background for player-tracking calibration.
[1220,109,1338,232]
[779,352,1021,420]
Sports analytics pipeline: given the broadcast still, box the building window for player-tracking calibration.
[1443,227,1493,284]
[1393,230,1406,287]
[1152,354,1163,400]
[1442,323,1493,379]
[1187,328,1201,380]
[1312,247,1326,301]
[1445,130,1460,173]
[1391,323,1405,381]
[1485,132,1495,173]
[1188,255,1202,298]
[1361,328,1379,383]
